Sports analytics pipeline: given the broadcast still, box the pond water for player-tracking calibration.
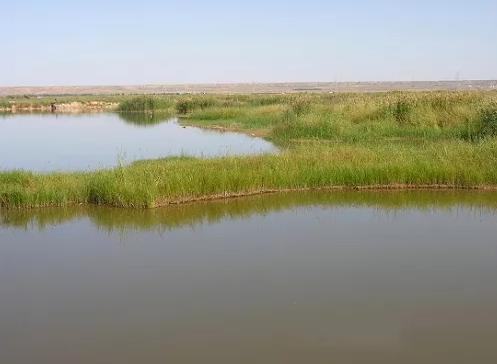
[1,191,497,364]
[0,113,276,172]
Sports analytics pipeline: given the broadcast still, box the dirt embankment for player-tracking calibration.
[1,101,119,113]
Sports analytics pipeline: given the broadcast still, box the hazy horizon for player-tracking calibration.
[3,0,497,87]
[3,80,497,89]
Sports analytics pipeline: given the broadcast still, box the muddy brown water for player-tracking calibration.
[1,191,497,364]
[0,113,277,172]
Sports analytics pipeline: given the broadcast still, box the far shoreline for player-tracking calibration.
[2,80,497,97]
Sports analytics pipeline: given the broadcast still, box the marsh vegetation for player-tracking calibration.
[1,91,497,208]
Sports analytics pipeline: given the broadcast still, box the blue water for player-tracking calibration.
[0,113,277,172]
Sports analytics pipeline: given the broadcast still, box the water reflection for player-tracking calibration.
[117,111,175,126]
[2,190,497,232]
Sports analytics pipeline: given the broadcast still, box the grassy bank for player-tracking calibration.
[1,91,497,208]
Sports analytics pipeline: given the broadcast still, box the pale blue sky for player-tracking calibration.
[2,0,496,86]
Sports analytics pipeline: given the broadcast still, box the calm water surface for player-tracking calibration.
[0,113,276,172]
[1,191,497,364]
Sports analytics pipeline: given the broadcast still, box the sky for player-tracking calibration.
[2,0,497,86]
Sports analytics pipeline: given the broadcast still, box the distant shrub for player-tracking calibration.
[0,99,10,109]
[248,95,286,106]
[118,96,172,112]
[461,105,497,141]
[176,98,195,114]
[290,96,312,116]
[393,99,414,124]
[479,105,497,138]
[175,96,219,114]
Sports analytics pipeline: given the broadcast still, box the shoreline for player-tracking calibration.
[2,183,497,211]
[0,101,118,113]
[154,184,497,208]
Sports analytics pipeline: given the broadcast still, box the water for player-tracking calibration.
[1,191,497,364]
[0,113,276,172]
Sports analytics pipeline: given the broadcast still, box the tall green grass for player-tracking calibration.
[117,96,175,113]
[175,91,497,142]
[1,139,497,208]
[477,104,497,138]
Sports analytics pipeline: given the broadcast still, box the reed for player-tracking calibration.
[117,96,175,113]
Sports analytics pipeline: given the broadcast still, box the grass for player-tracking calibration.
[117,95,175,113]
[177,92,497,141]
[1,91,497,208]
[478,104,497,138]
